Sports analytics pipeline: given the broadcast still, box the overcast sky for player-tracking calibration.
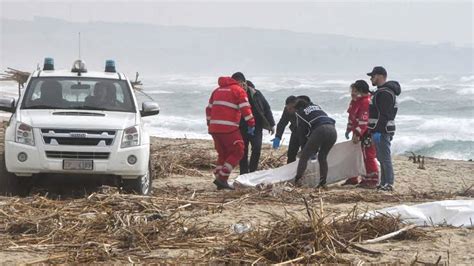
[0,1,473,46]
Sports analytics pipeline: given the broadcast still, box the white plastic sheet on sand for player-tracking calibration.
[369,200,474,228]
[234,141,366,187]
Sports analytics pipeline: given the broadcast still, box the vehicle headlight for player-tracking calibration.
[16,122,35,146]
[121,126,140,148]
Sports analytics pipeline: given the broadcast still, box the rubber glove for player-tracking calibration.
[247,126,255,137]
[345,130,351,140]
[372,132,382,144]
[272,137,281,149]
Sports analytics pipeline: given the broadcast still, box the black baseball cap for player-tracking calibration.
[367,66,387,76]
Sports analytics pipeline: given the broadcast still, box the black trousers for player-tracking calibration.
[295,124,337,182]
[239,128,263,175]
[287,131,300,164]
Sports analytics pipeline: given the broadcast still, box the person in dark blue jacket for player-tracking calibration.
[367,66,401,192]
[289,98,337,188]
[238,79,276,174]
[273,95,311,163]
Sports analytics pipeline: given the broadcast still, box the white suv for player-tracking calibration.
[0,59,159,195]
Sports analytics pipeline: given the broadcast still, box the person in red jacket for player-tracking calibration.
[206,74,256,190]
[343,80,379,188]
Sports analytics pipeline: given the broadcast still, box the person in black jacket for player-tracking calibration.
[288,98,337,188]
[273,95,311,163]
[367,66,401,192]
[239,79,276,174]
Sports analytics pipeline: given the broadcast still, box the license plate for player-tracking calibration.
[63,160,93,170]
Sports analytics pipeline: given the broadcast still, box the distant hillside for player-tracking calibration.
[1,17,472,75]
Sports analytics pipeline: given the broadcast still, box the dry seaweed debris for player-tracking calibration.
[0,190,429,264]
[210,204,427,264]
[150,141,287,178]
[152,182,464,210]
[259,149,288,169]
[308,188,461,204]
[0,193,229,263]
[151,141,215,177]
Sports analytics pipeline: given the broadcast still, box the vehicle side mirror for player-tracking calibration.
[0,97,15,113]
[141,101,160,117]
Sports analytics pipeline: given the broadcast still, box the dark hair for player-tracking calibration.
[231,72,246,82]
[351,80,370,94]
[296,95,311,103]
[294,98,310,110]
[246,80,255,88]
[285,95,297,105]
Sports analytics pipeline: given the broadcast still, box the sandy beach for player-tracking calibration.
[1,1,472,263]
[0,122,473,264]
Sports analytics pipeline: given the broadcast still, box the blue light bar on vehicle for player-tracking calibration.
[105,60,116,73]
[43,57,54,71]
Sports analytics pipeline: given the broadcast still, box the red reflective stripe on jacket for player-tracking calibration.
[347,95,370,137]
[206,77,255,133]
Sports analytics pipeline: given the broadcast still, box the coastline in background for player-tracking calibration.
[1,73,473,160]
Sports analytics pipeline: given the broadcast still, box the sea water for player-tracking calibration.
[1,73,473,160]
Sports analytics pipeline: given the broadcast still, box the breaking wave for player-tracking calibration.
[398,96,421,104]
[460,75,474,82]
[2,73,473,160]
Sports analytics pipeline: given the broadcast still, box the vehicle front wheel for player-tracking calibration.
[0,154,31,196]
[121,161,152,195]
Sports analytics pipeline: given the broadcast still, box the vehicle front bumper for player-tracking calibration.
[5,141,149,179]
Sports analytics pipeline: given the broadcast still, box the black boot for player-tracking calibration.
[316,178,327,189]
[294,176,303,187]
[213,179,235,190]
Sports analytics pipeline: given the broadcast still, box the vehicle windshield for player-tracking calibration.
[21,77,135,112]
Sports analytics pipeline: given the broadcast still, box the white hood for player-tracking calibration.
[18,110,137,130]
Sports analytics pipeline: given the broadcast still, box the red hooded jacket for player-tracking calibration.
[206,77,255,134]
[346,95,370,138]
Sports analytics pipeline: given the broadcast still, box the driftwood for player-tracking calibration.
[0,188,430,264]
[408,152,426,170]
[273,250,324,265]
[210,204,425,263]
[411,253,443,265]
[0,68,30,87]
[130,72,143,90]
[408,152,417,163]
[418,156,426,170]
[362,224,418,244]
